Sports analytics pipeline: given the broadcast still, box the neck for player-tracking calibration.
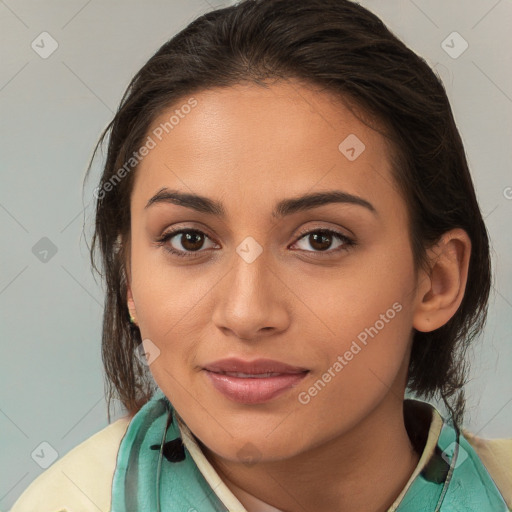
[201,392,422,512]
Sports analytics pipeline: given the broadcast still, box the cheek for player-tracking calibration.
[294,238,415,349]
[298,298,413,401]
[130,236,207,333]
[293,246,416,405]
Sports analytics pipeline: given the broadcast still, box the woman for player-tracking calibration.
[11,0,511,510]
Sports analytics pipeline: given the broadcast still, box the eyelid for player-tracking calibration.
[294,224,353,241]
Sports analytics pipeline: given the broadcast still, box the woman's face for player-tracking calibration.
[126,81,425,463]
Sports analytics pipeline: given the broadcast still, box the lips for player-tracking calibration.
[203,358,309,404]
[204,358,309,375]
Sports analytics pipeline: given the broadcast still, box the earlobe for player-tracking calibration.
[413,229,471,333]
[127,285,136,313]
[127,286,138,325]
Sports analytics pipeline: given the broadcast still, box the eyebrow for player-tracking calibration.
[144,187,377,218]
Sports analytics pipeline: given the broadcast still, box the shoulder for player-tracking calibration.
[10,416,132,512]
[463,429,512,509]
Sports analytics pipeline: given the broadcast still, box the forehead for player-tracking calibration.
[131,81,402,219]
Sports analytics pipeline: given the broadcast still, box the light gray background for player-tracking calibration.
[1,0,511,508]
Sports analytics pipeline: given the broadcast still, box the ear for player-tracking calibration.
[413,228,471,332]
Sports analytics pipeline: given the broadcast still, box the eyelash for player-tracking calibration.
[155,227,355,259]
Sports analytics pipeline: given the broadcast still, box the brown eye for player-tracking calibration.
[157,229,217,257]
[292,229,354,254]
[306,231,334,251]
[179,231,205,251]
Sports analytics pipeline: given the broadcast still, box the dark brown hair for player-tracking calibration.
[85,0,491,426]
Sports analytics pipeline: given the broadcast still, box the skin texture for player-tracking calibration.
[126,80,471,512]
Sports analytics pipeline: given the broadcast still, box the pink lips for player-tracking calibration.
[203,358,309,404]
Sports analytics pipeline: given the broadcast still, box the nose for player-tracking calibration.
[211,246,290,342]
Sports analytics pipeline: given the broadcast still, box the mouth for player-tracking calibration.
[203,358,310,404]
